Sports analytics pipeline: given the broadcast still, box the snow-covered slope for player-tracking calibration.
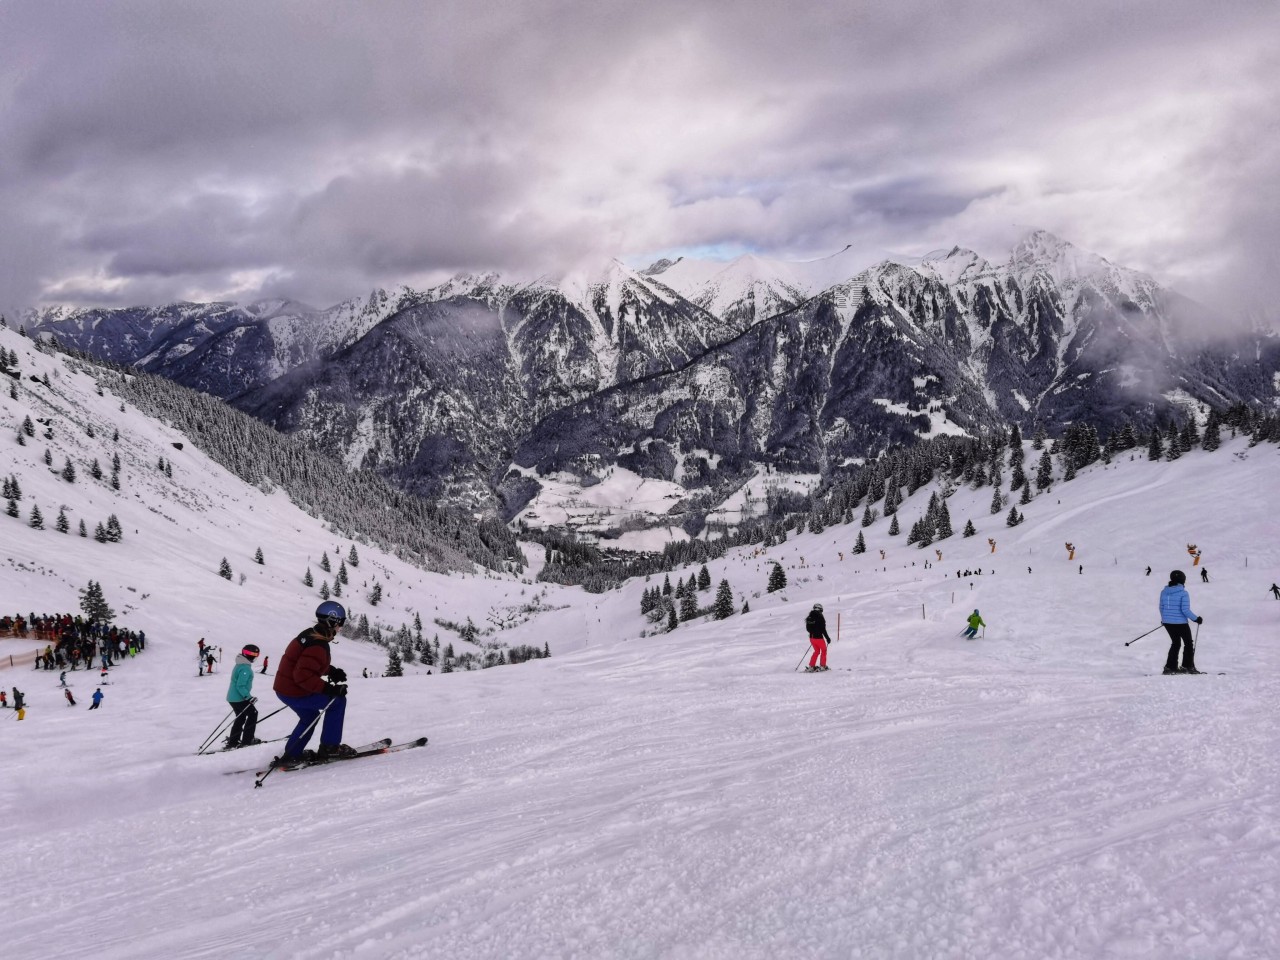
[3,324,1278,958]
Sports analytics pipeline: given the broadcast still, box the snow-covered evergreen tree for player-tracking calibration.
[713,579,734,620]
[767,563,787,593]
[219,557,233,580]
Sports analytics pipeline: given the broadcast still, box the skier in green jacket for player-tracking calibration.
[962,609,985,639]
[225,644,261,748]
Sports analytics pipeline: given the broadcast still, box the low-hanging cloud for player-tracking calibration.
[1,0,1277,323]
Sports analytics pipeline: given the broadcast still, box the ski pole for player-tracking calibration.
[794,642,812,672]
[1124,624,1164,647]
[197,708,236,755]
[256,704,287,725]
[255,697,335,788]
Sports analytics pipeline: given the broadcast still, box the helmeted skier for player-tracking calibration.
[225,644,261,748]
[1159,570,1203,674]
[804,603,831,672]
[963,609,985,639]
[272,602,354,766]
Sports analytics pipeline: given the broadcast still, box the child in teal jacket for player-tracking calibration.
[225,644,261,748]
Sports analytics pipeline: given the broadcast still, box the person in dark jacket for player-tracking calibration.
[1159,570,1203,674]
[89,688,103,709]
[272,602,354,765]
[804,604,832,672]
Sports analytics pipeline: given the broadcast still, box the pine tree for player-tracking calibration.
[319,580,330,599]
[78,580,115,623]
[1201,410,1221,452]
[962,519,976,538]
[667,606,678,631]
[61,458,77,482]
[861,504,874,527]
[767,563,787,593]
[56,507,69,533]
[368,582,382,606]
[337,559,349,584]
[697,564,711,590]
[44,448,52,466]
[7,498,20,518]
[303,567,314,587]
[679,590,698,622]
[89,458,103,480]
[1019,482,1032,505]
[29,504,44,529]
[853,530,866,554]
[662,574,672,596]
[347,545,360,567]
[713,579,735,620]
[1035,450,1052,489]
[78,519,87,537]
[888,514,900,536]
[105,514,122,542]
[1147,429,1164,461]
[254,547,264,565]
[219,557,233,580]
[741,600,750,614]
[1006,507,1021,527]
[386,646,404,677]
[21,415,34,437]
[935,501,953,539]
[94,522,108,542]
[332,578,343,598]
[1010,459,1027,490]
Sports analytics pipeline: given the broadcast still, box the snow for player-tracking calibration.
[514,464,688,538]
[3,325,1280,959]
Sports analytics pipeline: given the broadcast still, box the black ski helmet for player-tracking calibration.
[240,644,260,660]
[316,600,347,627]
[1169,570,1186,585]
[812,603,823,612]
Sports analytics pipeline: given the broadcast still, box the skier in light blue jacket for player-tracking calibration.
[225,645,261,748]
[1159,570,1203,674]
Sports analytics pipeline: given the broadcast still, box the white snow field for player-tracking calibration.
[3,329,1280,959]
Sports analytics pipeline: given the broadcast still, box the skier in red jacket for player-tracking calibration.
[272,602,355,766]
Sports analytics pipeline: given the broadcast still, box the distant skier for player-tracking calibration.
[225,644,261,749]
[1200,568,1209,583]
[804,604,831,673]
[272,601,355,766]
[1146,566,1152,577]
[1159,570,1203,675]
[65,688,76,707]
[1271,583,1280,600]
[205,651,216,675]
[59,670,68,687]
[89,688,103,709]
[963,609,985,639]
[259,655,270,675]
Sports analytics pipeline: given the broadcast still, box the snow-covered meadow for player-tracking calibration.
[2,325,1279,959]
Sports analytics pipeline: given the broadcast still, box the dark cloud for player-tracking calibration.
[1,0,1277,322]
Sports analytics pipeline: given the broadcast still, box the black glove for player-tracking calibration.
[327,667,347,683]
[323,682,348,699]
[1196,616,1204,624]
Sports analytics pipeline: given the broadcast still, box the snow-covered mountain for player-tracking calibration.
[24,232,1280,525]
[3,315,1278,957]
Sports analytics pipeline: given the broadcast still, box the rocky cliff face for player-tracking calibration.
[28,232,1279,518]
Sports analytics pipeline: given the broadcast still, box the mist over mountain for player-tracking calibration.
[26,231,1280,527]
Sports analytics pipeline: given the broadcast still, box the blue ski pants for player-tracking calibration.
[278,692,346,758]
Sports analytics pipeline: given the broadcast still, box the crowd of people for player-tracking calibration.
[1,613,149,718]
[12,614,148,672]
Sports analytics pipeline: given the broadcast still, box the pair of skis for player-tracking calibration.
[225,736,428,787]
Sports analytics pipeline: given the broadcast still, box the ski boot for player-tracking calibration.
[316,743,358,761]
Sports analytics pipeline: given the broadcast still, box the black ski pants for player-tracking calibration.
[229,699,258,746]
[1162,622,1196,672]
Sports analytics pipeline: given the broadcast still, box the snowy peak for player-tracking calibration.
[918,246,995,286]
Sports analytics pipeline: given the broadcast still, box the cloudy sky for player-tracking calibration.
[1,0,1277,319]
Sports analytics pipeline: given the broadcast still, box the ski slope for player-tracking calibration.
[3,327,1280,958]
